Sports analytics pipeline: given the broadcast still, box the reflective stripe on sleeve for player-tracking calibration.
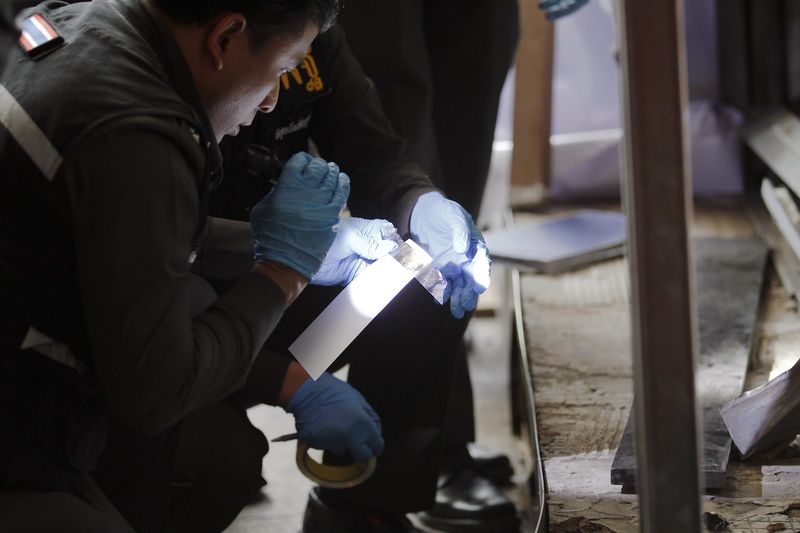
[0,83,63,180]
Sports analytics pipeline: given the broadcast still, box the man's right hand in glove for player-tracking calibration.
[249,152,350,281]
[286,372,384,462]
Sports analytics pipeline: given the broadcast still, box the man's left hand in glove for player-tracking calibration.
[410,192,491,319]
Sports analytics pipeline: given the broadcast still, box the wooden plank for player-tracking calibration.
[743,110,800,199]
[509,1,553,208]
[749,202,800,300]
[611,238,768,490]
[761,178,800,261]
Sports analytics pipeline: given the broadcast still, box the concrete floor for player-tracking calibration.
[223,300,530,532]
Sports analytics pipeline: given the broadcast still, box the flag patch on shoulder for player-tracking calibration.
[18,13,65,59]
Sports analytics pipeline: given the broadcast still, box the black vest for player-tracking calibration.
[0,0,213,490]
[214,36,333,221]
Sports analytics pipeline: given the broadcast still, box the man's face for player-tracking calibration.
[204,22,318,142]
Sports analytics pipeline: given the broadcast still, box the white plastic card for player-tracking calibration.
[289,254,415,380]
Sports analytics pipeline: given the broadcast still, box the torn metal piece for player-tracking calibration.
[721,359,800,459]
[384,229,447,305]
[390,240,447,305]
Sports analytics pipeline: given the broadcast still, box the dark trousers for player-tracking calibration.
[257,282,466,513]
[339,0,520,448]
[0,278,464,532]
[0,473,136,532]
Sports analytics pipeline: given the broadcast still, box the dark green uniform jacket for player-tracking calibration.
[0,0,285,490]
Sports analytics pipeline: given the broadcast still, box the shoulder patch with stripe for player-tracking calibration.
[18,13,65,60]
[274,46,332,114]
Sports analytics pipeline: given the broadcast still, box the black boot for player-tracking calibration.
[467,443,515,486]
[417,445,519,533]
[302,487,424,533]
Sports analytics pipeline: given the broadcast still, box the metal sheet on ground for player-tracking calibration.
[611,237,768,489]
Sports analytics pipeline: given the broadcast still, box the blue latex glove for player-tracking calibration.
[410,192,491,319]
[539,0,590,20]
[250,152,350,279]
[286,372,384,462]
[311,217,398,286]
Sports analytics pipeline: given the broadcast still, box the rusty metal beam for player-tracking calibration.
[617,0,702,531]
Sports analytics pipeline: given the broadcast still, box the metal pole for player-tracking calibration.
[617,0,702,531]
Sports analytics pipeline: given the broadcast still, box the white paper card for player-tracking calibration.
[289,255,415,380]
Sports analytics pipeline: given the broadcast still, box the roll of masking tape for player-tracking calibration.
[295,441,376,489]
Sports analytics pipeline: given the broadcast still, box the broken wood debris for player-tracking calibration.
[702,511,730,531]
[721,359,800,458]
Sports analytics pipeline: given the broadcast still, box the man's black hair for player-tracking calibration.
[153,0,340,48]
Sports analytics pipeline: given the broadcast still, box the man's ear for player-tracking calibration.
[206,13,247,71]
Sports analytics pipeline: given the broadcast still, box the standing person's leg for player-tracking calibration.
[420,3,521,531]
[423,0,520,451]
[341,2,485,468]
[343,1,519,462]
[337,0,442,179]
[340,3,520,531]
[441,337,475,451]
[424,0,520,218]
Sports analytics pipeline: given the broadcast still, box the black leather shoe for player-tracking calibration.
[467,443,515,486]
[302,487,424,533]
[417,466,520,533]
